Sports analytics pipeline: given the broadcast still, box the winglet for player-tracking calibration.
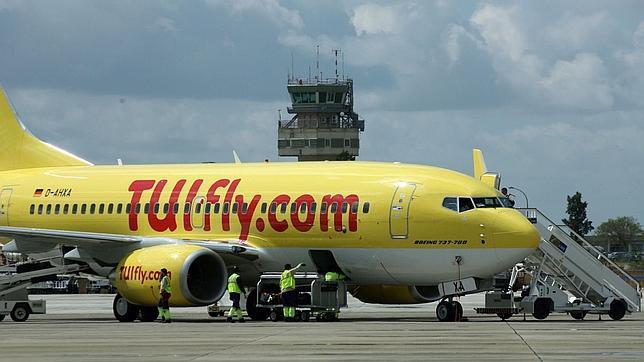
[472,148,487,180]
[232,150,241,164]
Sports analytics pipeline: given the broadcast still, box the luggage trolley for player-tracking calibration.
[255,272,347,322]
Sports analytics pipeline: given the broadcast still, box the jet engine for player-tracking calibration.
[112,244,227,307]
[349,284,441,304]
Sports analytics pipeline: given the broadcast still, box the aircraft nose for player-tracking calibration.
[493,210,541,263]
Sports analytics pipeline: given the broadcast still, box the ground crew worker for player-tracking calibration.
[280,262,305,321]
[226,266,246,323]
[158,268,172,323]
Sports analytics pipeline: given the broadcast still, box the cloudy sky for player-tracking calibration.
[1,0,643,228]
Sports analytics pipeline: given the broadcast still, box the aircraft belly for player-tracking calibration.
[257,247,531,285]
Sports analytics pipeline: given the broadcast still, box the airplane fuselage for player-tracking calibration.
[0,161,538,286]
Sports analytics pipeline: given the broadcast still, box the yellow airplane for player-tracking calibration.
[0,88,539,322]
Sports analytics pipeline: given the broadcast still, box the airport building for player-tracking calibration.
[277,74,365,161]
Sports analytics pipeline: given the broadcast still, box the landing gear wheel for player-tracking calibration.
[139,306,160,322]
[208,312,219,318]
[436,300,455,322]
[300,310,310,322]
[497,311,513,320]
[532,298,551,320]
[10,304,30,322]
[246,288,271,321]
[608,299,627,321]
[113,293,139,322]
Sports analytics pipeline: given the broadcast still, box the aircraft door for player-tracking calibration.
[0,188,12,226]
[389,183,416,239]
[191,196,205,229]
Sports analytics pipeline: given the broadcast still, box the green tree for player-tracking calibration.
[562,192,594,236]
[596,216,642,252]
[336,151,355,161]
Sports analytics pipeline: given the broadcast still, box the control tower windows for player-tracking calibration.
[292,92,316,104]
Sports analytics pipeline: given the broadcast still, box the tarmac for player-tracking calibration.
[0,293,642,361]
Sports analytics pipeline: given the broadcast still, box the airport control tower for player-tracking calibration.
[278,55,365,161]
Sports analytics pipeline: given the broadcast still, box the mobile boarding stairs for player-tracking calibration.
[476,208,642,321]
[0,258,84,322]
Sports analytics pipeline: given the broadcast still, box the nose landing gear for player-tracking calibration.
[436,299,464,322]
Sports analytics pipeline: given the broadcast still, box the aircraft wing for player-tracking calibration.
[0,226,259,259]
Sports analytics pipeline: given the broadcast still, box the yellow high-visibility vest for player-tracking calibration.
[228,273,241,293]
[280,270,295,292]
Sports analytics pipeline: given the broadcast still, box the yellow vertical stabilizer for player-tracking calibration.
[0,88,91,171]
[472,148,487,180]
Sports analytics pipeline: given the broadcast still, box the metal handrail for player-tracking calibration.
[518,208,641,295]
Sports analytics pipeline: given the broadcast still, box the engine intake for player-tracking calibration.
[112,244,227,307]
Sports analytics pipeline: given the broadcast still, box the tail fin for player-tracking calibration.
[472,148,501,190]
[0,87,91,171]
[472,148,487,180]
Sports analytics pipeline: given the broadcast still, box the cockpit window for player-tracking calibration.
[472,197,503,208]
[442,197,458,212]
[458,197,475,212]
[499,197,514,208]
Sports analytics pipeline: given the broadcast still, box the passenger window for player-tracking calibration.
[163,203,169,214]
[153,203,160,214]
[135,204,141,214]
[261,203,267,214]
[270,203,277,214]
[195,202,202,213]
[55,204,60,214]
[46,204,51,214]
[232,202,238,214]
[116,203,122,214]
[341,202,348,213]
[108,203,114,214]
[99,203,105,214]
[330,202,338,213]
[125,204,131,214]
[310,202,317,214]
[184,203,190,214]
[90,204,96,214]
[213,203,220,214]
[38,204,43,215]
[321,202,328,214]
[458,197,474,212]
[63,204,69,215]
[242,203,248,213]
[29,204,35,215]
[81,204,87,214]
[362,202,370,214]
[204,203,211,214]
[280,202,287,214]
[173,203,179,214]
[144,203,150,214]
[300,203,307,214]
[442,197,458,212]
[351,202,358,213]
[223,202,230,215]
[72,204,78,214]
[290,203,297,214]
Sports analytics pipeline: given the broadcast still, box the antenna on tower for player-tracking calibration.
[333,49,341,82]
[316,45,320,81]
[290,51,294,81]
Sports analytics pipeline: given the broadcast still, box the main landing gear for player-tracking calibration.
[436,299,464,322]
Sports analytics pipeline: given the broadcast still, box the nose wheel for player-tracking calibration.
[436,299,463,322]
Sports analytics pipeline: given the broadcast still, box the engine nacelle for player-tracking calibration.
[112,244,227,307]
[349,284,441,304]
